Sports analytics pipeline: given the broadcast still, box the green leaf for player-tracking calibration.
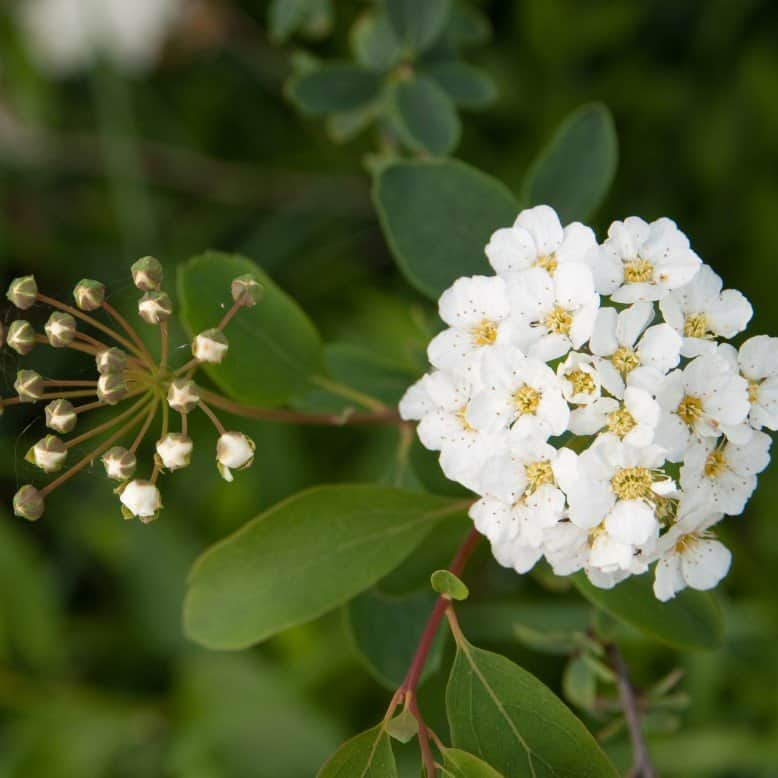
[573,573,723,651]
[562,656,597,710]
[287,64,383,116]
[391,75,461,155]
[373,159,519,299]
[441,749,504,778]
[351,11,402,71]
[177,251,322,407]
[318,725,397,777]
[269,0,333,42]
[184,485,466,649]
[446,636,618,777]
[421,61,497,108]
[431,569,469,601]
[385,708,418,743]
[442,1,492,49]
[345,587,444,688]
[522,103,618,223]
[385,0,451,53]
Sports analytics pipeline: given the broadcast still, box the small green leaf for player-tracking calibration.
[287,64,383,116]
[385,0,451,53]
[441,749,504,777]
[431,569,469,601]
[391,75,461,155]
[177,252,322,407]
[318,725,398,777]
[563,656,597,710]
[421,61,497,108]
[184,486,466,649]
[345,588,444,688]
[326,103,379,143]
[522,103,618,223]
[512,623,580,655]
[269,0,333,42]
[373,159,519,299]
[351,10,402,71]
[385,708,418,743]
[573,573,723,651]
[442,1,491,49]
[446,636,618,777]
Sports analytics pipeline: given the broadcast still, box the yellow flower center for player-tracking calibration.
[623,257,654,284]
[534,253,558,274]
[611,466,654,501]
[525,460,555,493]
[677,394,704,427]
[513,384,541,416]
[704,449,728,478]
[566,369,596,396]
[684,313,709,339]
[674,533,698,554]
[748,379,760,404]
[471,319,498,346]
[544,306,573,335]
[455,405,474,433]
[607,407,637,437]
[611,346,640,375]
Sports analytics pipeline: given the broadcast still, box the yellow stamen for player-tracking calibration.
[684,313,709,339]
[471,319,498,346]
[534,254,558,274]
[611,466,653,500]
[567,369,596,396]
[526,460,554,493]
[513,384,541,416]
[623,257,654,284]
[544,306,573,335]
[607,407,637,438]
[748,380,760,404]
[455,405,474,433]
[674,533,697,554]
[704,448,727,478]
[612,346,640,375]
[677,394,704,427]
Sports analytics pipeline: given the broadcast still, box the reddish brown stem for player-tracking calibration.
[217,299,241,331]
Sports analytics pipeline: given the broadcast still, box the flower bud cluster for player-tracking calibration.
[401,205,774,601]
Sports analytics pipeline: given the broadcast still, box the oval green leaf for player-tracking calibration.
[177,251,323,407]
[351,10,402,72]
[318,725,397,778]
[287,64,383,116]
[446,637,618,777]
[184,485,467,649]
[522,103,618,223]
[431,569,469,601]
[373,159,519,299]
[385,0,451,53]
[573,573,723,651]
[391,75,461,155]
[442,749,504,778]
[421,61,497,108]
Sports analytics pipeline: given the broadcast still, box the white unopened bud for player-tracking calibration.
[102,446,137,481]
[156,433,193,471]
[119,479,162,522]
[97,374,128,405]
[6,275,38,310]
[96,347,127,375]
[231,274,263,307]
[45,398,77,433]
[15,369,44,402]
[131,256,163,291]
[216,431,255,482]
[192,328,229,363]
[73,279,106,311]
[25,435,67,473]
[167,378,200,414]
[13,485,44,521]
[138,291,173,324]
[44,311,76,347]
[7,320,36,355]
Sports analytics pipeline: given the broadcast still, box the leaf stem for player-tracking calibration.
[198,400,226,435]
[310,374,387,412]
[35,334,99,358]
[65,394,150,450]
[158,320,169,370]
[102,300,155,366]
[129,399,159,454]
[217,299,242,331]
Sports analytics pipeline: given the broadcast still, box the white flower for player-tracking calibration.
[120,479,162,521]
[490,536,544,575]
[216,431,255,482]
[736,336,778,431]
[589,302,681,398]
[652,504,730,601]
[680,432,771,516]
[485,205,597,278]
[102,447,137,481]
[192,329,229,364]
[556,352,601,406]
[569,386,660,448]
[427,275,511,376]
[468,348,569,440]
[508,265,599,361]
[655,353,751,460]
[596,216,701,303]
[660,265,752,357]
[167,378,201,414]
[156,433,193,471]
[26,435,67,473]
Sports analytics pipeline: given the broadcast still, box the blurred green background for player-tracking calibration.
[1,1,778,775]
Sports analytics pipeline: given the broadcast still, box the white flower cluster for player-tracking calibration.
[401,206,776,601]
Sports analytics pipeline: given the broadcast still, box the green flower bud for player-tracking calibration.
[44,311,76,348]
[6,275,38,310]
[15,369,44,402]
[7,320,36,355]
[96,347,127,375]
[26,435,67,473]
[131,256,163,291]
[231,274,263,308]
[167,378,201,414]
[13,485,45,521]
[192,328,228,363]
[102,446,137,481]
[97,373,128,405]
[138,291,173,324]
[73,279,106,311]
[45,398,77,433]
